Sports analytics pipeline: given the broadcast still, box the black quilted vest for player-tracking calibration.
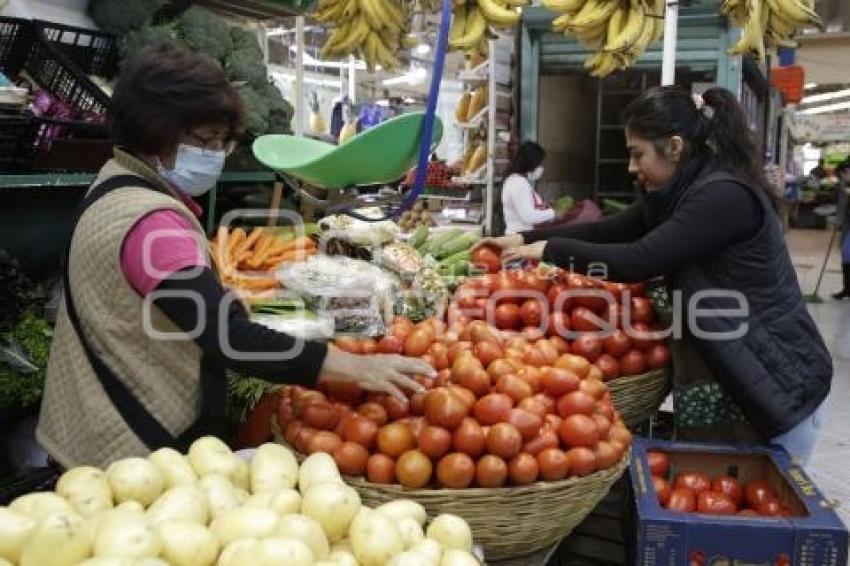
[665,170,832,438]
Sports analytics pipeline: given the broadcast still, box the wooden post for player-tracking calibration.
[268,181,284,227]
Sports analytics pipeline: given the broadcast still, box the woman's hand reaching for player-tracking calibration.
[502,240,547,262]
[319,346,432,401]
[471,233,524,254]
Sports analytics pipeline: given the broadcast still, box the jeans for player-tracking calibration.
[770,402,826,466]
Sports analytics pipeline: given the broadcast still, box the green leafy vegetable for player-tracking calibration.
[0,311,53,410]
[225,48,268,88]
[88,0,166,35]
[177,7,233,62]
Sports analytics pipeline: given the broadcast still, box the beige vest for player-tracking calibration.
[37,157,210,469]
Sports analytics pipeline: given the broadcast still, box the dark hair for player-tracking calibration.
[109,42,244,155]
[508,141,546,176]
[624,86,773,199]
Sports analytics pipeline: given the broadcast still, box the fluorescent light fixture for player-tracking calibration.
[797,100,850,115]
[383,67,428,86]
[272,72,342,88]
[804,83,818,89]
[414,43,431,56]
[801,88,850,105]
[286,46,367,70]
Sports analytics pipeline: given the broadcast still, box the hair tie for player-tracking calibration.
[692,93,715,119]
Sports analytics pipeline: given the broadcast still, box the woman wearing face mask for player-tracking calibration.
[37,43,432,469]
[500,141,556,235]
[475,86,832,464]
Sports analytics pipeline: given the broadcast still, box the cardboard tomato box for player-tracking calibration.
[630,438,848,566]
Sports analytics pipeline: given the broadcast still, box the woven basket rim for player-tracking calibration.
[606,367,670,388]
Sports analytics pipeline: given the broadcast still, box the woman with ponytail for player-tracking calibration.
[475,86,832,463]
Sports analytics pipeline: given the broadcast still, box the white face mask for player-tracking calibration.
[528,166,544,182]
[158,143,226,196]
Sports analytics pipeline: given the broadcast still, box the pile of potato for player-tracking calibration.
[0,437,479,566]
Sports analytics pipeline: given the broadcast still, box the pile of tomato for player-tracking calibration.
[447,265,671,381]
[648,451,794,517]
[274,316,634,490]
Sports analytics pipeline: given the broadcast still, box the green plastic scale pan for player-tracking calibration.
[252,112,443,190]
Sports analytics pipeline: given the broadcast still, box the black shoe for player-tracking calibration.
[832,290,850,300]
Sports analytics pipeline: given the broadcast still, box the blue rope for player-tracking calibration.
[341,0,452,222]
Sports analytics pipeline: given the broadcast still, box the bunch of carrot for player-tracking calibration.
[211,227,317,295]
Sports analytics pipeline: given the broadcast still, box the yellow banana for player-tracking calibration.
[771,0,820,26]
[568,0,620,32]
[450,3,470,44]
[542,0,586,12]
[626,12,657,57]
[358,0,386,31]
[477,0,521,28]
[451,6,488,49]
[552,13,573,32]
[605,4,644,52]
[728,0,765,61]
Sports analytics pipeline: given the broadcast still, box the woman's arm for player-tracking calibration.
[541,181,763,281]
[521,202,649,244]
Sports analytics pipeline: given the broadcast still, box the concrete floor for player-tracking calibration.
[786,227,850,527]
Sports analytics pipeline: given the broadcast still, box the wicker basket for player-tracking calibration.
[607,368,671,429]
[273,420,628,560]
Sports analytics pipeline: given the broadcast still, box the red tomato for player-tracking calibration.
[653,476,672,506]
[549,334,570,355]
[697,491,738,515]
[538,448,570,481]
[737,509,760,517]
[520,299,545,328]
[476,454,508,488]
[494,304,521,329]
[647,451,669,478]
[473,393,514,425]
[594,441,620,469]
[396,450,433,488]
[620,349,648,376]
[557,391,597,417]
[357,402,388,426]
[518,397,548,418]
[377,422,416,458]
[755,499,783,517]
[554,353,591,378]
[558,414,600,448]
[447,385,476,409]
[405,329,434,357]
[307,431,343,455]
[592,413,611,440]
[602,303,623,329]
[237,392,277,448]
[506,408,543,441]
[744,480,777,509]
[335,337,362,354]
[603,330,632,358]
[452,417,487,457]
[571,307,605,332]
[418,426,452,459]
[567,447,597,477]
[523,429,560,456]
[457,368,491,398]
[424,387,469,430]
[571,333,603,362]
[647,344,671,369]
[333,442,369,476]
[382,395,410,421]
[630,297,654,324]
[541,367,581,397]
[366,454,395,484]
[508,453,539,485]
[487,423,523,459]
[473,341,504,367]
[674,472,711,496]
[629,322,654,350]
[547,284,571,313]
[436,452,476,488]
[360,339,378,354]
[377,335,404,354]
[342,415,379,449]
[594,354,621,381]
[471,245,502,274]
[532,393,557,415]
[495,374,534,403]
[711,476,743,506]
[667,487,697,513]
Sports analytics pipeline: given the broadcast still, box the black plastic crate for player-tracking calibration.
[0,111,39,173]
[33,19,119,81]
[0,16,34,76]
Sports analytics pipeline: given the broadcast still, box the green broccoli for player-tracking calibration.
[0,311,52,410]
[230,26,263,57]
[88,0,166,35]
[258,83,294,135]
[177,7,233,62]
[225,48,268,88]
[119,25,180,61]
[236,84,270,137]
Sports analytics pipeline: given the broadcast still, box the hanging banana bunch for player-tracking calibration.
[312,0,413,71]
[443,0,528,58]
[544,0,665,78]
[723,0,820,61]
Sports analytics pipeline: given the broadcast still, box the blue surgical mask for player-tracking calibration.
[158,144,225,196]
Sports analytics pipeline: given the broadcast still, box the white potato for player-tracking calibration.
[216,539,259,566]
[209,508,279,546]
[106,458,165,508]
[298,452,342,493]
[197,474,239,519]
[349,508,405,566]
[242,491,274,509]
[148,448,198,488]
[275,513,330,560]
[115,501,145,514]
[388,551,436,566]
[440,549,480,566]
[154,520,219,566]
[255,537,314,566]
[188,436,239,479]
[146,486,209,525]
[93,513,160,559]
[328,548,359,566]
[375,500,428,526]
[398,517,425,549]
[56,466,113,517]
[9,492,74,521]
[77,558,134,566]
[410,539,443,564]
[232,458,250,492]
[269,488,302,515]
[426,514,473,552]
[0,506,36,563]
[19,510,91,566]
[250,443,298,493]
[301,481,361,542]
